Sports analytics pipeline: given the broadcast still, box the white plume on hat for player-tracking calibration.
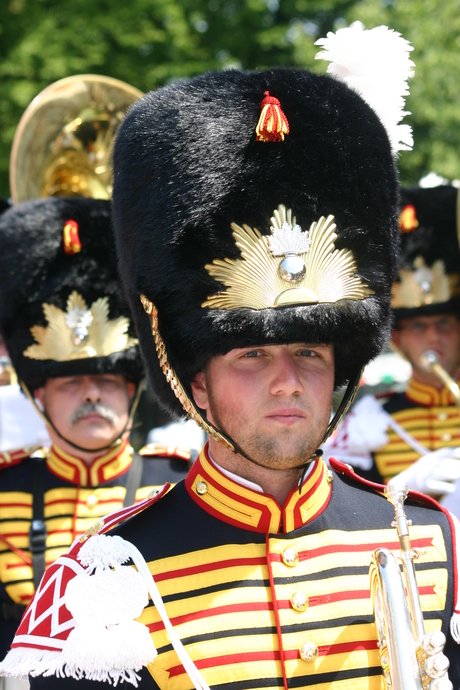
[315,21,414,155]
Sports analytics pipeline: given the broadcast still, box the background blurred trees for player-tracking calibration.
[1,0,459,197]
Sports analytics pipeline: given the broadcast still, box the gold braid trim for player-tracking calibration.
[140,295,235,451]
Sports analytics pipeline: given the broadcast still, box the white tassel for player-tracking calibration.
[71,534,210,690]
[0,648,61,680]
[315,21,414,155]
[60,535,156,686]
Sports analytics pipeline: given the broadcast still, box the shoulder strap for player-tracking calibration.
[29,456,47,590]
[123,452,143,508]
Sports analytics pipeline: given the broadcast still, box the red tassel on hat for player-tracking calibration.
[63,219,82,255]
[398,204,419,233]
[255,91,290,143]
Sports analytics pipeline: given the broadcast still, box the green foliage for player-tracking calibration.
[1,0,459,196]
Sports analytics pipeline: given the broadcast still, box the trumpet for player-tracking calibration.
[370,485,452,689]
[419,350,460,407]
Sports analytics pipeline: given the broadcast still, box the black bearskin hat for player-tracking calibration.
[113,35,412,418]
[392,184,460,324]
[0,196,143,391]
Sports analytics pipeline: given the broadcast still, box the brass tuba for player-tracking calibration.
[9,74,143,204]
[419,350,460,407]
[370,485,452,689]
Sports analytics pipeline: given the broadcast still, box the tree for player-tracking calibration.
[0,0,459,197]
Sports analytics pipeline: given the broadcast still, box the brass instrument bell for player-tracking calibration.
[10,75,143,204]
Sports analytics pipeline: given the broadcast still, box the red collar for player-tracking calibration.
[46,440,133,487]
[184,446,332,533]
[406,377,460,406]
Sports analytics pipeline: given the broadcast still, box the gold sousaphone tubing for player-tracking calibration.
[10,74,143,204]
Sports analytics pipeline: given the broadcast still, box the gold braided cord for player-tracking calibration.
[202,213,373,311]
[140,295,235,451]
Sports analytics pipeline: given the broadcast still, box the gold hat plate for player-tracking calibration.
[202,206,373,310]
[24,291,137,362]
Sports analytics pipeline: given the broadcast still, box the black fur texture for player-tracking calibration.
[394,185,460,323]
[112,68,399,416]
[0,197,143,390]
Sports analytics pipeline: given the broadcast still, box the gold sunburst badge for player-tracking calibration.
[202,205,373,310]
[23,291,138,361]
[392,256,460,309]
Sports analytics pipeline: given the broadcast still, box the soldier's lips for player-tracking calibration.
[78,413,108,423]
[265,409,306,425]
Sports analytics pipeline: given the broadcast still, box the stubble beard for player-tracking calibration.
[207,394,329,470]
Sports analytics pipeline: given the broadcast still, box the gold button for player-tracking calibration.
[300,641,318,662]
[290,592,308,612]
[438,412,448,421]
[441,433,452,442]
[196,481,207,495]
[282,547,298,567]
[326,470,333,484]
[86,494,98,508]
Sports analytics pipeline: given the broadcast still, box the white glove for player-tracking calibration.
[388,447,460,497]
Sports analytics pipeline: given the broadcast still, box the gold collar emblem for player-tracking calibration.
[391,256,460,309]
[24,290,137,361]
[202,205,373,310]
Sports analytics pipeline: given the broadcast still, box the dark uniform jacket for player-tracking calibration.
[371,378,460,484]
[0,440,190,659]
[3,448,459,689]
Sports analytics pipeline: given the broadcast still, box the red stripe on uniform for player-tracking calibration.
[270,537,433,563]
[153,556,267,582]
[168,650,281,677]
[148,601,272,633]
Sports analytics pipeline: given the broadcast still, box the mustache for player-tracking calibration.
[71,402,118,426]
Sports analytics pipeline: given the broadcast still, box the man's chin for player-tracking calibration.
[67,431,118,451]
[238,440,318,470]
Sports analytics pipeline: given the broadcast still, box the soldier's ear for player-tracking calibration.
[391,330,402,350]
[33,386,45,407]
[190,371,209,411]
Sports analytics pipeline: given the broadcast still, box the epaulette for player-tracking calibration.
[2,478,209,688]
[79,481,171,543]
[139,442,191,462]
[0,445,42,470]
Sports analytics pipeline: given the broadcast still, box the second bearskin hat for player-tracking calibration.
[0,196,143,392]
[392,184,460,322]
[112,23,414,424]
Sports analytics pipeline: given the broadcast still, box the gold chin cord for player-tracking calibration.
[140,296,236,453]
[370,485,453,689]
[419,350,460,407]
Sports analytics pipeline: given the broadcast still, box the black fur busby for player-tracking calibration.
[392,184,460,323]
[112,68,400,417]
[0,197,143,390]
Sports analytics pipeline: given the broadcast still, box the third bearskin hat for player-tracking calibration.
[112,23,414,426]
[392,184,460,323]
[0,196,143,392]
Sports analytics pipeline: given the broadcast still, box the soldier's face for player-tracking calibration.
[34,374,135,454]
[191,342,334,470]
[392,314,460,381]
